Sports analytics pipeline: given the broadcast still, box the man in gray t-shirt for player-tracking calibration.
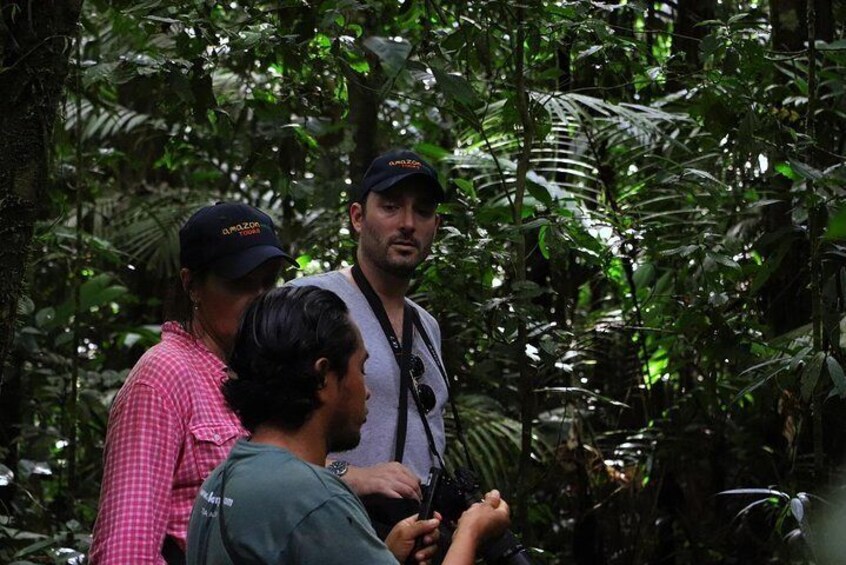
[291,149,448,525]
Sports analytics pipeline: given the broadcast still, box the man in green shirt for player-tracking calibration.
[186,285,510,564]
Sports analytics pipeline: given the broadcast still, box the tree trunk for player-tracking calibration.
[674,0,716,68]
[771,0,833,50]
[346,7,389,185]
[0,0,83,385]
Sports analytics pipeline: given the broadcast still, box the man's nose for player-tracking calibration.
[398,205,416,231]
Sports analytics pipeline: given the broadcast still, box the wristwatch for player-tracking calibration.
[327,460,349,477]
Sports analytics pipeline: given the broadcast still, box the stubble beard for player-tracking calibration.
[328,421,362,453]
[359,225,431,280]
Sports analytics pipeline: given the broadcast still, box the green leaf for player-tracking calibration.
[790,497,805,523]
[431,67,481,108]
[700,33,720,61]
[79,274,128,312]
[512,280,545,299]
[775,162,801,181]
[750,240,792,294]
[801,351,826,401]
[817,39,846,51]
[825,208,846,240]
[826,355,846,398]
[362,36,411,77]
[34,307,56,329]
[537,386,631,408]
[633,262,655,289]
[708,253,741,271]
[454,178,476,198]
[526,180,552,207]
[291,251,309,268]
[538,224,550,259]
[788,159,823,181]
[662,244,700,257]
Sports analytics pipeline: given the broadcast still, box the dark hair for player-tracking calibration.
[163,268,210,332]
[223,286,359,432]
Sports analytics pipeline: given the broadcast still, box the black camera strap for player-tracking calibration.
[407,307,476,475]
[351,264,444,467]
[193,460,263,565]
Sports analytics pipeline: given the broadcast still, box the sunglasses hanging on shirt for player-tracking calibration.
[351,264,444,466]
[408,353,435,414]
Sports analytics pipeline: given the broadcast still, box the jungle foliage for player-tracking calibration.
[2,0,846,563]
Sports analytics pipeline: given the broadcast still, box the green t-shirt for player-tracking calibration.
[186,440,398,564]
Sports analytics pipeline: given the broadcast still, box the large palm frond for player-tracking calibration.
[445,393,553,493]
[450,91,723,249]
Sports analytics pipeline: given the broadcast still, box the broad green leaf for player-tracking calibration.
[788,159,823,181]
[801,351,826,401]
[825,208,846,240]
[818,39,846,51]
[362,36,411,77]
[826,356,846,398]
[633,262,655,289]
[34,307,56,329]
[708,253,741,271]
[790,497,805,523]
[775,162,801,181]
[431,67,481,108]
[538,224,550,259]
[454,178,476,198]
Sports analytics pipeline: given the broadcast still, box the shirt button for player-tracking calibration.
[213,434,221,442]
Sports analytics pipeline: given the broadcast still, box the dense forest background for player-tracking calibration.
[1,0,846,563]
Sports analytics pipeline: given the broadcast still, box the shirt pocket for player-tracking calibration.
[188,422,241,481]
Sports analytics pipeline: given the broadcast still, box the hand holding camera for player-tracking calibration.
[421,466,535,565]
[454,489,511,544]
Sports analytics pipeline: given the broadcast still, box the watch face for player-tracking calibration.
[328,460,348,477]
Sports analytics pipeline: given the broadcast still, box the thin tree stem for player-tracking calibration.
[512,6,536,538]
[805,0,824,480]
[67,22,83,495]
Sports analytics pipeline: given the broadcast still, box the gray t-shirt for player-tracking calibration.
[290,271,447,480]
[186,440,397,564]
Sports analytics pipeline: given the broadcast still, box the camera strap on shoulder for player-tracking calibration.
[407,307,477,475]
[351,264,444,467]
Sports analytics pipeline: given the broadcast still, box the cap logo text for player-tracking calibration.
[222,221,261,237]
[388,159,423,170]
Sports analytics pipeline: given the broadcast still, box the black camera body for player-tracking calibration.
[423,466,535,565]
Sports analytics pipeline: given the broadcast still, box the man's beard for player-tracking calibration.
[359,226,429,280]
[328,426,361,453]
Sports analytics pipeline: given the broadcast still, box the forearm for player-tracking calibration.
[91,385,181,564]
[333,460,422,500]
[441,528,479,565]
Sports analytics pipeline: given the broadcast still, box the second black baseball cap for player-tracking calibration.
[179,202,297,279]
[356,150,445,203]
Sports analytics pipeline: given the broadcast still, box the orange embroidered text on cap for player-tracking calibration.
[388,159,423,170]
[222,221,261,237]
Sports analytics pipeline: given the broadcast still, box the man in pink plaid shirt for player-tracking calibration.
[89,202,296,564]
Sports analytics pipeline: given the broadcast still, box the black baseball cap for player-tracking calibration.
[356,150,445,203]
[179,202,296,279]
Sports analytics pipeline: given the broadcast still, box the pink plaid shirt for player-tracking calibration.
[89,322,245,565]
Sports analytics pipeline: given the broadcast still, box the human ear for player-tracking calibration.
[313,358,331,389]
[180,268,200,304]
[349,202,364,235]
